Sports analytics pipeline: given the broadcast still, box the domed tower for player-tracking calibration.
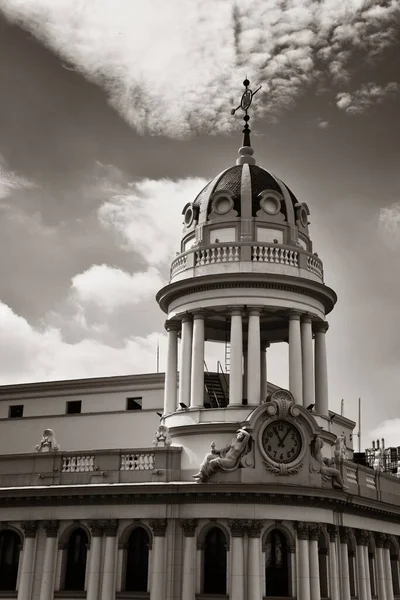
[156,81,336,473]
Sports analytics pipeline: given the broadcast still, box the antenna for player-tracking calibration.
[358,397,361,453]
[340,399,344,416]
[156,339,160,373]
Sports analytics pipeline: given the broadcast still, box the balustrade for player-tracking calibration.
[62,455,95,472]
[120,453,155,471]
[195,245,239,265]
[252,244,298,265]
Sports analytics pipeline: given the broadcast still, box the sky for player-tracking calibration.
[0,0,399,447]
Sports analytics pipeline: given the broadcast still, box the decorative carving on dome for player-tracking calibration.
[153,424,171,447]
[208,190,238,221]
[256,190,286,223]
[192,428,252,483]
[311,435,348,490]
[35,429,60,453]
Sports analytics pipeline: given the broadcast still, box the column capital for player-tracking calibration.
[228,519,248,537]
[295,521,310,540]
[247,520,264,538]
[339,526,352,544]
[289,310,302,321]
[181,313,193,324]
[102,519,118,537]
[355,528,370,546]
[150,518,168,537]
[43,520,59,537]
[180,519,197,537]
[165,319,180,332]
[327,524,339,541]
[21,521,37,538]
[247,306,263,316]
[229,307,244,317]
[314,320,329,334]
[301,313,313,324]
[308,523,322,541]
[192,310,206,320]
[88,520,104,537]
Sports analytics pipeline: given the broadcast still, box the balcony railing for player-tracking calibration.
[170,241,323,282]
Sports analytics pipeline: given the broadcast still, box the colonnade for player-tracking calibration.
[163,308,330,415]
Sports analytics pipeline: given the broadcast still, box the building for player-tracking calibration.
[0,86,399,600]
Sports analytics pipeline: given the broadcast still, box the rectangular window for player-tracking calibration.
[66,400,82,414]
[126,397,142,411]
[8,405,24,418]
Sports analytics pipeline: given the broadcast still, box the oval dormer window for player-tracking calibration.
[184,205,194,227]
[260,193,281,216]
[299,206,308,228]
[213,195,234,215]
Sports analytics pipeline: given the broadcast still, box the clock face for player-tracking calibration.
[262,420,302,464]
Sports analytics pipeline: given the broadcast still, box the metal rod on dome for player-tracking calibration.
[231,78,261,148]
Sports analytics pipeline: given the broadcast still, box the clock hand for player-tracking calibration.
[278,429,291,447]
[273,426,283,443]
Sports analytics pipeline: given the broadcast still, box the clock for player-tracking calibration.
[261,419,302,464]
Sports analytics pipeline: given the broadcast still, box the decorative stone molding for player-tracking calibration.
[164,319,180,332]
[35,428,60,453]
[295,522,310,540]
[327,524,339,541]
[153,424,172,447]
[355,529,370,546]
[21,521,37,538]
[313,321,329,334]
[247,520,264,538]
[228,519,248,537]
[308,523,322,541]
[150,519,168,537]
[376,532,388,548]
[88,520,104,537]
[180,519,197,537]
[43,520,59,537]
[339,527,352,544]
[102,519,118,537]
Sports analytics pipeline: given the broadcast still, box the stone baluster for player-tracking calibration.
[376,533,388,600]
[190,311,205,408]
[164,320,179,413]
[339,528,352,600]
[150,519,168,600]
[247,520,263,600]
[17,521,37,600]
[289,312,303,404]
[314,321,329,416]
[296,522,310,600]
[308,524,321,600]
[301,314,314,409]
[87,520,104,600]
[180,520,197,600]
[327,525,339,600]
[355,529,369,600]
[179,315,193,408]
[228,520,247,600]
[101,520,118,600]
[39,521,59,600]
[247,308,261,405]
[229,309,243,406]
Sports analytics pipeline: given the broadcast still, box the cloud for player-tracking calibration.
[71,264,164,313]
[336,82,399,114]
[0,155,35,199]
[1,0,399,137]
[98,175,207,266]
[379,203,400,247]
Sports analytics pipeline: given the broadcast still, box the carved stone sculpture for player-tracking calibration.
[334,434,347,464]
[35,429,60,452]
[311,435,348,490]
[192,428,252,483]
[373,447,384,472]
[153,424,171,447]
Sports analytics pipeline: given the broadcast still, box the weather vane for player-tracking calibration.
[231,78,261,147]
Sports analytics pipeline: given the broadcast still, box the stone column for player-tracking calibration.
[289,312,303,404]
[327,525,339,600]
[383,540,395,600]
[228,520,246,600]
[17,521,37,600]
[39,521,59,600]
[247,308,261,405]
[309,524,321,600]
[180,520,197,600]
[101,520,118,600]
[179,315,193,408]
[260,343,268,403]
[247,521,263,600]
[339,528,351,600]
[190,311,205,408]
[296,522,310,600]
[87,521,103,600]
[376,534,388,600]
[365,545,372,600]
[355,529,369,600]
[164,320,179,414]
[229,309,243,406]
[150,519,168,600]
[314,321,329,416]
[301,315,314,409]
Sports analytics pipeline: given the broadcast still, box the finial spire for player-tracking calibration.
[231,78,261,165]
